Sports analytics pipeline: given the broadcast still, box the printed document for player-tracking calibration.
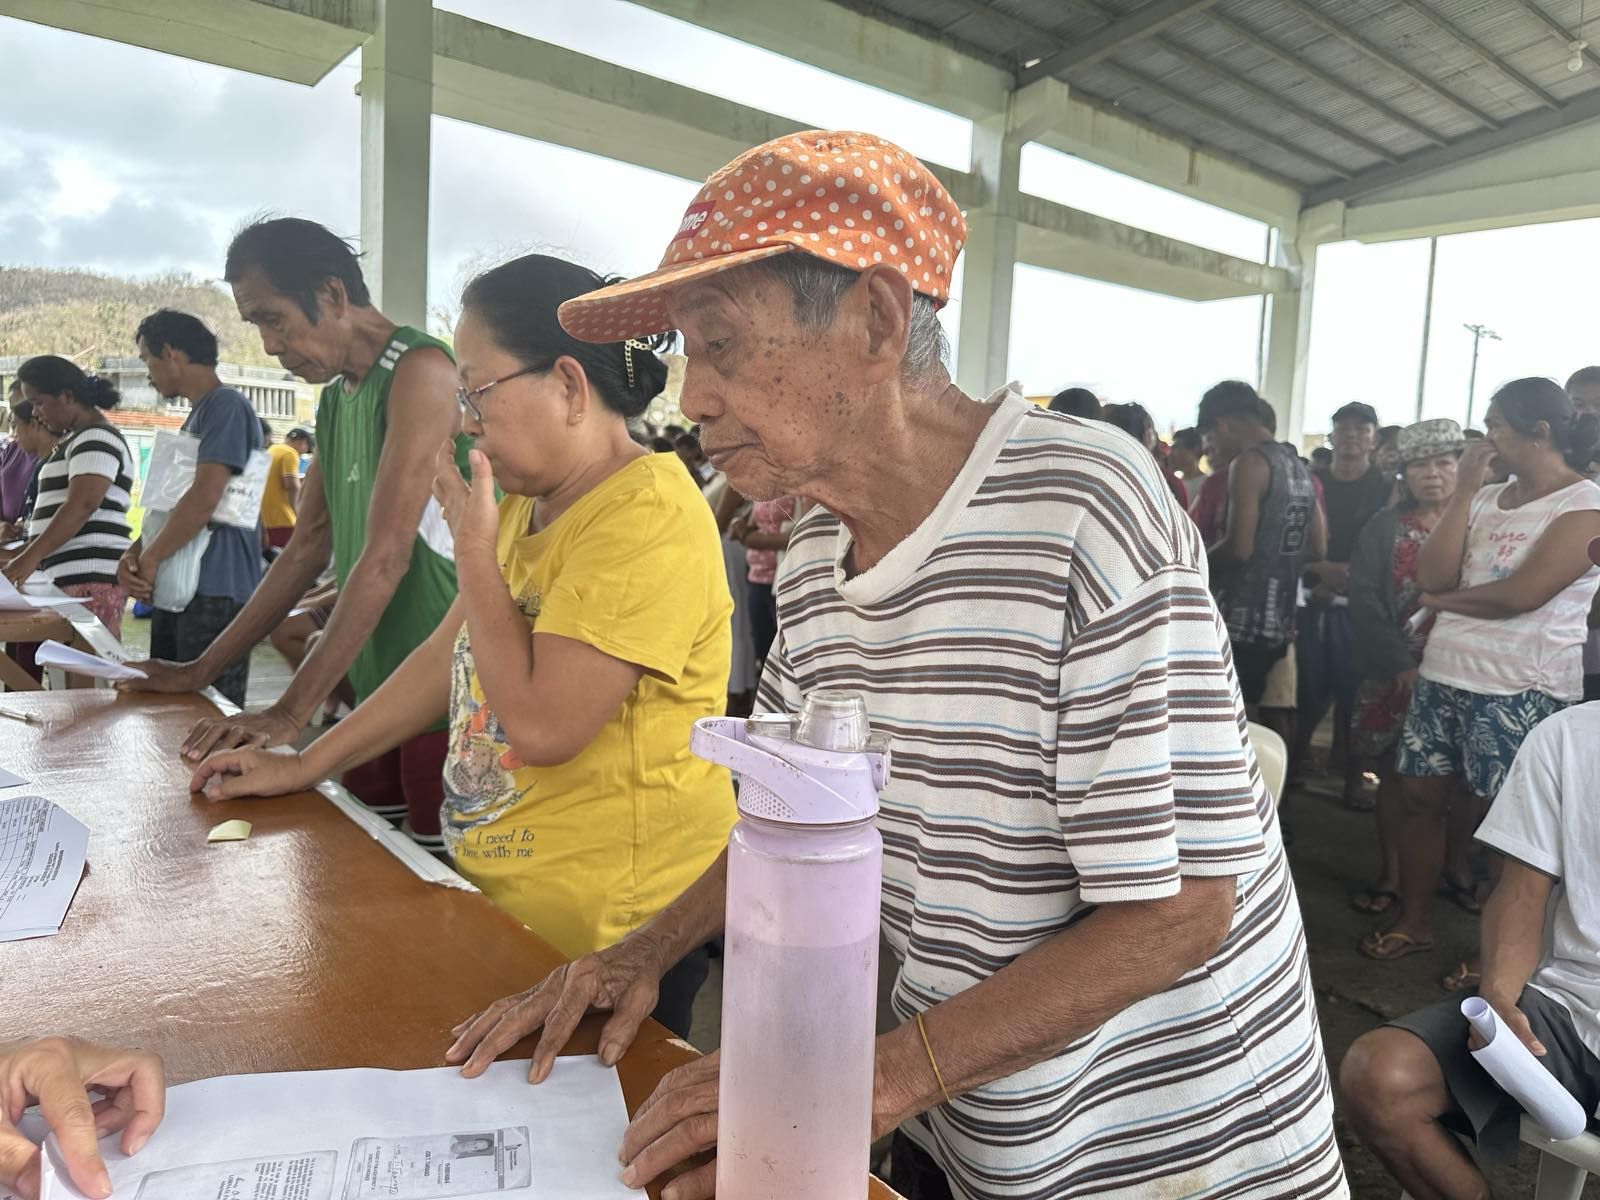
[0,795,89,942]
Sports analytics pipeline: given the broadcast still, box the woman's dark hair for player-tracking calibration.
[135,309,220,366]
[461,255,671,421]
[649,436,676,453]
[225,217,371,323]
[1491,376,1600,473]
[1171,426,1202,453]
[12,399,36,425]
[1049,387,1099,419]
[1100,401,1153,442]
[17,355,121,410]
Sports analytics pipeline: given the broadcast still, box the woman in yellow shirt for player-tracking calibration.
[192,254,736,1035]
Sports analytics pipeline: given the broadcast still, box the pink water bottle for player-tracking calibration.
[691,691,890,1199]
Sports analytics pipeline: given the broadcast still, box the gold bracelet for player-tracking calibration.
[914,1011,953,1106]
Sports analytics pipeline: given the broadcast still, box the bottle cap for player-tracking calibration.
[795,690,870,752]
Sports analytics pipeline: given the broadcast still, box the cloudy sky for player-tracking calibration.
[3,0,1596,434]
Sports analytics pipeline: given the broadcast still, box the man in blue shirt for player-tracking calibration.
[119,310,263,706]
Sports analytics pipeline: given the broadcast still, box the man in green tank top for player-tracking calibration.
[125,218,466,846]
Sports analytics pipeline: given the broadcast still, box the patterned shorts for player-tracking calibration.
[1395,676,1567,800]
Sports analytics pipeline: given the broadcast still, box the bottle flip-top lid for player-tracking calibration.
[691,692,890,825]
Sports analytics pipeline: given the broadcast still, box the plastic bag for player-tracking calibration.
[141,508,211,613]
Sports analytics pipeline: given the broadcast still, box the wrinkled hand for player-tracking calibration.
[116,547,155,601]
[0,1037,165,1200]
[619,1052,719,1199]
[177,706,303,764]
[433,443,498,562]
[1457,439,1499,493]
[2,554,35,587]
[115,658,204,697]
[1471,995,1547,1057]
[188,745,313,801]
[446,934,670,1083]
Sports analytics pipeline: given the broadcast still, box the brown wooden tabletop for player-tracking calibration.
[0,691,901,1199]
[0,607,100,691]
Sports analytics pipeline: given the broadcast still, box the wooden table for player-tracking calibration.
[0,601,121,691]
[0,691,902,1199]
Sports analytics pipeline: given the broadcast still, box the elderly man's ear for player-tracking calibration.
[857,265,917,385]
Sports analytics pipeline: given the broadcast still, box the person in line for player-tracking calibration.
[5,358,133,635]
[1046,386,1098,420]
[117,311,263,708]
[258,418,301,553]
[190,254,736,1038]
[1167,425,1207,504]
[442,131,1344,1200]
[1567,367,1600,701]
[284,426,314,476]
[0,381,39,541]
[1345,420,1462,917]
[1296,400,1391,801]
[121,218,464,848]
[1341,693,1600,1199]
[1362,379,1600,967]
[729,493,795,670]
[672,428,714,487]
[1199,381,1326,756]
[1,394,59,682]
[0,1037,166,1200]
[1100,401,1188,507]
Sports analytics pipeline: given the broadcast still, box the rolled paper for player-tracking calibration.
[1462,996,1587,1140]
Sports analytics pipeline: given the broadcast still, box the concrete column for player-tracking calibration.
[955,109,1021,397]
[360,0,433,329]
[1261,264,1307,440]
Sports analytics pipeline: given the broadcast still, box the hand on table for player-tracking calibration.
[446,933,671,1084]
[188,745,313,800]
[175,706,303,764]
[619,1053,719,1200]
[115,659,205,697]
[0,1037,165,1200]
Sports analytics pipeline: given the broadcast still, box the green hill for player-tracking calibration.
[0,266,277,367]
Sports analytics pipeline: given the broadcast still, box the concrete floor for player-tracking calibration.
[118,614,1593,1198]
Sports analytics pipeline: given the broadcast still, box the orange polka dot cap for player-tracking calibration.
[558,130,967,344]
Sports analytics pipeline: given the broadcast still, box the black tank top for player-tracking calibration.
[1212,440,1316,649]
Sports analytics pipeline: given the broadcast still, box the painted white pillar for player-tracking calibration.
[955,109,1021,398]
[360,0,432,329]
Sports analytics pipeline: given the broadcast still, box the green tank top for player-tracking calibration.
[315,325,468,708]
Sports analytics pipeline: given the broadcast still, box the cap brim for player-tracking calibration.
[558,243,797,343]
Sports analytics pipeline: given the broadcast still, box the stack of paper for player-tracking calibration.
[0,575,84,612]
[0,795,89,942]
[31,1059,639,1199]
[34,641,147,682]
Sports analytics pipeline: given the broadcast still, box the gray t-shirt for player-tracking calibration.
[1476,702,1600,1059]
[183,385,263,605]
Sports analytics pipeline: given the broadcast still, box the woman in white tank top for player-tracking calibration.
[1361,377,1600,968]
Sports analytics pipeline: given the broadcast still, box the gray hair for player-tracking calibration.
[745,254,950,384]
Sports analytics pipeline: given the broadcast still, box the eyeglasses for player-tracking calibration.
[455,364,544,424]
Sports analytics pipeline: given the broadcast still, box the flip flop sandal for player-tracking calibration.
[1437,879,1483,915]
[1441,962,1482,992]
[1359,930,1436,961]
[1350,889,1400,915]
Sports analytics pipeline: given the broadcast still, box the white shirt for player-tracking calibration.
[1477,701,1600,1059]
[1423,479,1600,700]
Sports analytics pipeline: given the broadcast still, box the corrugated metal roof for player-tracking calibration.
[826,0,1600,198]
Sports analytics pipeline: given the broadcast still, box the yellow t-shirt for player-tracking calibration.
[442,453,736,959]
[259,442,300,529]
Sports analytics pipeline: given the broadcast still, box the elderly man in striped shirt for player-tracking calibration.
[447,130,1346,1200]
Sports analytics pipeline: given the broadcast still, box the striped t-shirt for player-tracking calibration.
[757,391,1344,1200]
[28,423,133,587]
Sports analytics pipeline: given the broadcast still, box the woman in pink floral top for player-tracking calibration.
[1346,419,1462,917]
[732,495,797,668]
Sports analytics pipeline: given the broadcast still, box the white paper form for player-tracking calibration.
[0,767,27,789]
[33,641,147,682]
[35,1059,641,1200]
[0,796,89,941]
[0,574,82,612]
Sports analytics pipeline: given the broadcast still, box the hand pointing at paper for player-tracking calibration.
[0,1038,166,1200]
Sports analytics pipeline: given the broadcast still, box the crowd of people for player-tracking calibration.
[4,125,1600,1200]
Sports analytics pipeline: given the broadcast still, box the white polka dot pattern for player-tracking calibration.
[558,130,968,343]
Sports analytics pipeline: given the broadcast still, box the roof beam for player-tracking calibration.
[1015,0,1220,85]
[1100,63,1353,179]
[1205,12,1448,147]
[1391,0,1560,110]
[1507,0,1600,72]
[1276,0,1502,130]
[1305,83,1600,204]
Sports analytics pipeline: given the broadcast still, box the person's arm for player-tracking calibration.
[1422,509,1600,619]
[1306,495,1328,567]
[120,457,330,696]
[283,470,301,513]
[3,474,111,584]
[1475,861,1557,1056]
[138,463,230,569]
[0,1037,165,1200]
[1347,512,1413,680]
[188,598,460,799]
[1206,449,1268,568]
[1417,440,1496,593]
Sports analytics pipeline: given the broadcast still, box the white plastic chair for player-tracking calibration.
[1246,721,1287,808]
[1399,1119,1600,1200]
